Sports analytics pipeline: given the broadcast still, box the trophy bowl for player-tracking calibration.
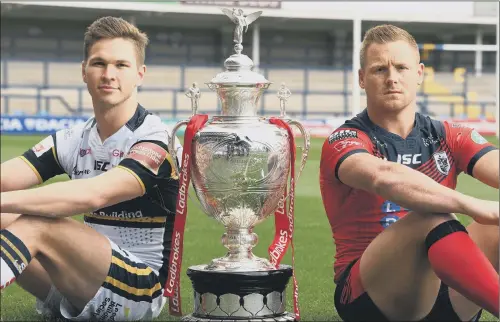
[190,115,291,271]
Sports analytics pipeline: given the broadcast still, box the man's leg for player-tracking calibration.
[0,214,112,311]
[0,213,52,301]
[448,222,499,320]
[357,212,498,321]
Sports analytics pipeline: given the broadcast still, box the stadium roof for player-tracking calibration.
[1,1,497,37]
[2,1,498,25]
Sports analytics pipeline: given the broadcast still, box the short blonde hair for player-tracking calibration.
[360,24,419,68]
[83,16,149,65]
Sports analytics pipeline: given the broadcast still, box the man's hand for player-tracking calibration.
[465,199,499,226]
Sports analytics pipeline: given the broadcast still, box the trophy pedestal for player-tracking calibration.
[181,264,295,321]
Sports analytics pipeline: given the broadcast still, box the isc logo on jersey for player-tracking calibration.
[397,153,422,165]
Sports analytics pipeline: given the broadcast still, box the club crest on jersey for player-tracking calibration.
[328,130,358,144]
[433,151,450,175]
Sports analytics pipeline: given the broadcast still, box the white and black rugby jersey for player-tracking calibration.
[21,105,183,285]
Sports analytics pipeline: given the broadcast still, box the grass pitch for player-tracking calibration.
[0,134,498,321]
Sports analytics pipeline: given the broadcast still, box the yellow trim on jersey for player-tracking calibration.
[104,276,162,297]
[116,165,146,194]
[0,245,20,272]
[165,152,179,180]
[111,256,153,276]
[18,156,42,184]
[84,213,166,223]
[51,146,62,169]
[1,235,28,265]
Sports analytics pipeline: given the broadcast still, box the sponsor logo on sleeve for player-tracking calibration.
[451,123,470,129]
[328,130,358,144]
[32,136,54,157]
[126,142,167,175]
[333,140,362,152]
[470,129,488,145]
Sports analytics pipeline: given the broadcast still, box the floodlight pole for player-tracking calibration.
[474,28,483,78]
[352,17,362,118]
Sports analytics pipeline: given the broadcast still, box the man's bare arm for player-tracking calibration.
[1,157,42,192]
[471,150,499,189]
[0,166,145,217]
[338,153,495,223]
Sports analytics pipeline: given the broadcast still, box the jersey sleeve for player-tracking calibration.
[118,138,178,195]
[20,134,65,183]
[321,127,374,182]
[443,121,498,176]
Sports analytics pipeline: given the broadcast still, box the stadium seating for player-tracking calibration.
[0,59,496,119]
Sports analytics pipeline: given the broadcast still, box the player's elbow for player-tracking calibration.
[82,184,108,212]
[371,162,401,195]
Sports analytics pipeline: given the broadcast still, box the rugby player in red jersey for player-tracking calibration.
[320,24,498,321]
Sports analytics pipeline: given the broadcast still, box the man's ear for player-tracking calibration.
[136,64,146,87]
[358,68,365,89]
[81,60,87,84]
[417,62,425,85]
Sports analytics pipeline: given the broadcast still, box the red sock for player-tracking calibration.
[426,221,499,316]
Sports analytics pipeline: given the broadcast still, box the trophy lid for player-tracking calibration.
[208,8,270,87]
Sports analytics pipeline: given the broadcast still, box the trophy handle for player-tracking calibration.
[287,119,311,183]
[169,119,190,175]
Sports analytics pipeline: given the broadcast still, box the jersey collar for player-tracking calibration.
[359,108,421,141]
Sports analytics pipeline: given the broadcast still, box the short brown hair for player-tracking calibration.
[360,24,419,68]
[83,16,149,65]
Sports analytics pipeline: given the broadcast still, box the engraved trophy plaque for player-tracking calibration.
[168,8,310,321]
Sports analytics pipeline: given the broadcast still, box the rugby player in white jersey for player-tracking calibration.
[0,16,182,321]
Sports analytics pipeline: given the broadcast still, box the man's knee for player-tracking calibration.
[3,215,66,253]
[385,211,458,243]
[402,211,457,226]
[467,222,499,271]
[0,213,22,229]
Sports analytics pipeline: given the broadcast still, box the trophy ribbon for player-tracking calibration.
[268,117,301,321]
[164,114,209,316]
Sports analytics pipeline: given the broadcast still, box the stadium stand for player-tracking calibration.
[0,8,497,120]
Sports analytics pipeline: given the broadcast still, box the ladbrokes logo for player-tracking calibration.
[270,178,294,266]
[270,230,288,266]
[166,154,189,310]
[92,210,143,219]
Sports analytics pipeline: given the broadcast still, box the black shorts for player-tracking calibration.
[334,259,483,322]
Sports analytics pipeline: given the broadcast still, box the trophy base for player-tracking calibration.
[183,264,295,321]
[181,312,295,321]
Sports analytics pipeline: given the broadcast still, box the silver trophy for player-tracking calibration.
[170,8,310,321]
